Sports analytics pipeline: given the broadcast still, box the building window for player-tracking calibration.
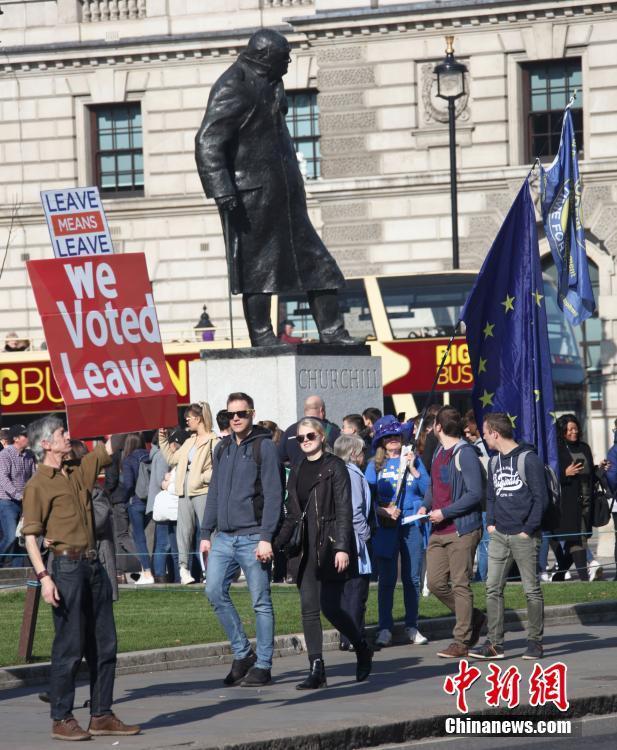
[523,59,582,162]
[285,90,320,179]
[91,103,144,195]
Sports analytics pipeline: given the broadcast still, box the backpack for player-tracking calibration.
[488,450,559,530]
[134,456,152,501]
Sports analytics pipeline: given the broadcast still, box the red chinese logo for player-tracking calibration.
[529,662,569,712]
[485,663,521,708]
[443,659,482,714]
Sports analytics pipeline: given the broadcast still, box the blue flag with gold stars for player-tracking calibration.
[460,179,558,472]
[540,107,595,326]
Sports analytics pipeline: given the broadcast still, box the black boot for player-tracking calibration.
[296,657,327,690]
[223,649,257,686]
[355,641,373,682]
[243,293,281,347]
[307,290,357,345]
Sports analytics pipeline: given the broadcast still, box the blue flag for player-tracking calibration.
[460,180,558,473]
[539,107,595,325]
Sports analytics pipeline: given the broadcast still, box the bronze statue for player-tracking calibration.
[195,28,354,347]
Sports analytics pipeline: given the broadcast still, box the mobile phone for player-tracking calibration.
[575,460,584,466]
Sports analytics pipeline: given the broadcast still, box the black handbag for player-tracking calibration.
[283,509,306,558]
[591,472,615,528]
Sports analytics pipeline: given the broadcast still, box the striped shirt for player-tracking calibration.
[0,445,36,502]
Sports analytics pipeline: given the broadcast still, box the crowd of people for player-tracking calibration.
[2,399,617,740]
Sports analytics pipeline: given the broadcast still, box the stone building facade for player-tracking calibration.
[1,0,617,451]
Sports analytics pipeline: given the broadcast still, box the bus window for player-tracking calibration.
[277,278,375,341]
[377,275,473,340]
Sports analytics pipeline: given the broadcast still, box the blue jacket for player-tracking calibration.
[121,449,150,503]
[365,454,430,558]
[606,436,617,494]
[347,462,372,575]
[423,440,483,536]
[200,427,282,543]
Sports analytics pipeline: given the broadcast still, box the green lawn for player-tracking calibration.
[1,581,615,668]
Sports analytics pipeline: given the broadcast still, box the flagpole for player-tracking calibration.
[410,321,461,448]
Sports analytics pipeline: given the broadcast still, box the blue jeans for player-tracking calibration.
[127,498,151,571]
[474,512,489,582]
[205,532,274,670]
[0,499,22,568]
[377,523,424,631]
[153,521,179,580]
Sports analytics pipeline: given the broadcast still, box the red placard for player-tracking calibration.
[26,254,178,437]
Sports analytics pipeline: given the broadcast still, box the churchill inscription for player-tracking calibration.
[298,367,381,391]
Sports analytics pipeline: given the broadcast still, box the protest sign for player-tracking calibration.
[26,254,178,437]
[41,187,114,258]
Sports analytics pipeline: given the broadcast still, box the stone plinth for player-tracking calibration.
[188,344,383,428]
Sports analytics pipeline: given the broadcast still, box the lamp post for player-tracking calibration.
[434,36,467,270]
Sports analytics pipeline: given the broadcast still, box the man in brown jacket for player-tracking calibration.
[22,415,140,741]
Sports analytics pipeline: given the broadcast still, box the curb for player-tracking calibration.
[152,693,617,750]
[1,599,616,691]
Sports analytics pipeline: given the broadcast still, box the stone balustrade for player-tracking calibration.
[262,0,314,7]
[81,0,147,22]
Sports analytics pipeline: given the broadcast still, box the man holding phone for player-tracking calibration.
[200,392,283,687]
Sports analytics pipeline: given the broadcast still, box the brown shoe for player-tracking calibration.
[88,713,140,736]
[436,642,468,659]
[51,717,91,741]
[469,610,487,648]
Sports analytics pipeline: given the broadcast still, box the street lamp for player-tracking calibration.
[434,36,467,270]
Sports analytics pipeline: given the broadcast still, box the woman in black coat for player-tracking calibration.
[277,417,373,689]
[553,414,595,581]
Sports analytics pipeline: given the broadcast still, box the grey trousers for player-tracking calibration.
[486,530,544,647]
[177,494,207,570]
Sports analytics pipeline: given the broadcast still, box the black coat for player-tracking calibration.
[195,55,345,295]
[278,452,356,581]
[556,439,595,536]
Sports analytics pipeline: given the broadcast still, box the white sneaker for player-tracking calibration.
[589,561,603,581]
[405,626,428,645]
[540,572,551,583]
[374,629,392,647]
[180,567,195,585]
[564,570,572,580]
[135,572,154,585]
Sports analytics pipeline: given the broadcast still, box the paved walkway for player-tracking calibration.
[2,621,617,750]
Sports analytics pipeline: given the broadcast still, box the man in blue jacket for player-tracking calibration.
[420,406,485,659]
[200,392,282,686]
[470,412,547,661]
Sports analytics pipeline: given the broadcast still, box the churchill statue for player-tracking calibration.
[195,28,355,347]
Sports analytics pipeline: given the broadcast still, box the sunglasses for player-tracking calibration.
[225,409,254,420]
[295,432,318,443]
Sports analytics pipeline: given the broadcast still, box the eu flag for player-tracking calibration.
[460,179,558,472]
[539,107,595,326]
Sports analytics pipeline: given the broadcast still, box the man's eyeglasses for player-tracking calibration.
[225,410,254,420]
[295,432,318,443]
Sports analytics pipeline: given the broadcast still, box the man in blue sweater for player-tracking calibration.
[470,412,547,661]
[200,392,283,686]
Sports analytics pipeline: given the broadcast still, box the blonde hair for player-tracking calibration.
[373,445,387,473]
[184,401,213,432]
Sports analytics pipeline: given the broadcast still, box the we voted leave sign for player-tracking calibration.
[41,187,114,258]
[27,254,177,437]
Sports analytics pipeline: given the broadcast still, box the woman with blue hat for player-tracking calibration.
[365,416,430,648]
